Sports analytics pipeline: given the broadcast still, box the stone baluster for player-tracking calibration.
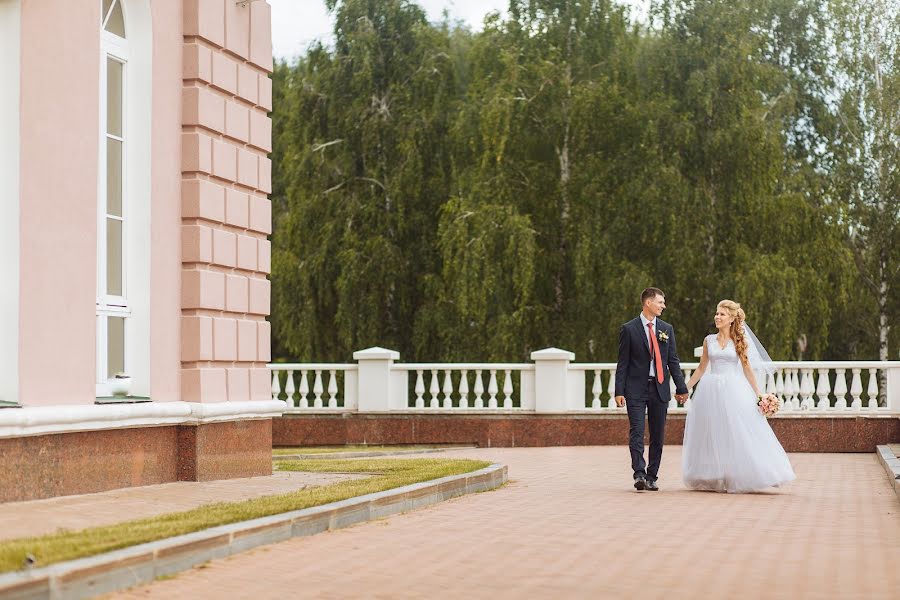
[272,371,281,403]
[849,368,863,409]
[591,370,602,409]
[458,370,470,409]
[815,369,831,411]
[606,369,616,409]
[429,369,440,409]
[488,369,499,409]
[765,371,777,396]
[792,370,802,409]
[832,368,848,410]
[414,369,425,409]
[799,369,814,410]
[783,369,796,411]
[474,369,485,409]
[313,369,324,408]
[285,371,297,408]
[775,370,785,409]
[328,369,339,408]
[297,370,307,408]
[867,369,880,410]
[442,369,454,409]
[503,369,514,408]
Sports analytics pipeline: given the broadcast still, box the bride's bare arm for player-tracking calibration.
[741,361,762,396]
[686,341,709,389]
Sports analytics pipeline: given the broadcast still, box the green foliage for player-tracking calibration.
[270,0,896,362]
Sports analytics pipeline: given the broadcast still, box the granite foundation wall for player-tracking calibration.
[274,414,900,453]
[0,419,273,503]
[178,418,272,481]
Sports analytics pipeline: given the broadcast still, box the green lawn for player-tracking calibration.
[0,457,490,574]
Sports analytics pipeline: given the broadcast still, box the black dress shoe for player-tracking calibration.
[646,479,659,491]
[634,477,647,491]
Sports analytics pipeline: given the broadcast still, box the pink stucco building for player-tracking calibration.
[0,0,283,502]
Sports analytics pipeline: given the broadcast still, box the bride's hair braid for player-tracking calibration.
[719,300,749,367]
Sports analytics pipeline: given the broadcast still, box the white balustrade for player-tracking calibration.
[391,364,534,411]
[268,364,358,412]
[269,352,899,416]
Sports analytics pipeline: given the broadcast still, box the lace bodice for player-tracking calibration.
[706,335,743,375]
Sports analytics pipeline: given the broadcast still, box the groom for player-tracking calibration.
[615,287,688,491]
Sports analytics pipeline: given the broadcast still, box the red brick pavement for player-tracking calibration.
[111,447,900,600]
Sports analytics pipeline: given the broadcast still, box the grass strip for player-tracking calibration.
[0,457,490,574]
[272,445,456,455]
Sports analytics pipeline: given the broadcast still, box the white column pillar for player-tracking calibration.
[531,348,575,413]
[353,347,400,412]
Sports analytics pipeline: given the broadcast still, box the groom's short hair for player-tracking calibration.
[641,287,664,305]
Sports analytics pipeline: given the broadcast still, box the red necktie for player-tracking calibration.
[647,323,664,384]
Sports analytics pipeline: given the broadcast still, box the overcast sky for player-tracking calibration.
[269,1,649,60]
[269,0,509,60]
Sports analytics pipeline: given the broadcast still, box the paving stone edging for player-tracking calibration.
[875,445,900,501]
[273,445,477,460]
[0,464,507,600]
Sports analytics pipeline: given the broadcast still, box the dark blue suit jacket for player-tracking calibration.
[615,317,688,403]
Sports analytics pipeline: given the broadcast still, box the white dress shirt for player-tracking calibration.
[639,313,658,378]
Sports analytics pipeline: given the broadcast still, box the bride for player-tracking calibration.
[682,300,795,493]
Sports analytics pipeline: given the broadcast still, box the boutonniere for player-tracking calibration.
[657,330,669,343]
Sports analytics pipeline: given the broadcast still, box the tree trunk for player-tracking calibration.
[877,250,889,405]
[553,11,576,315]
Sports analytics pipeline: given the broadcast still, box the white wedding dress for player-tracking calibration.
[682,335,796,493]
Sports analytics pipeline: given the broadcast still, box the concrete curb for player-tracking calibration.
[875,445,900,501]
[0,464,507,600]
[273,445,477,460]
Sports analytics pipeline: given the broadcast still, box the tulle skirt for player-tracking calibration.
[682,371,796,493]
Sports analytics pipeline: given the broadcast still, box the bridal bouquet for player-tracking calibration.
[757,393,779,417]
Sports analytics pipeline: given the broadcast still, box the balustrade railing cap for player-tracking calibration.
[353,347,401,360]
[530,347,575,361]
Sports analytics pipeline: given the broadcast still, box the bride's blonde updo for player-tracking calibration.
[718,300,749,367]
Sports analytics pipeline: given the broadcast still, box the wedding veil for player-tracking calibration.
[742,323,776,376]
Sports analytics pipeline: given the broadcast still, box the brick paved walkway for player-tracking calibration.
[0,471,362,542]
[110,447,900,600]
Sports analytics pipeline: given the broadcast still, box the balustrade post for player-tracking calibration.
[886,366,900,412]
[531,348,576,413]
[353,347,401,412]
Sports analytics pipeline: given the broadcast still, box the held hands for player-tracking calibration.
[675,393,689,405]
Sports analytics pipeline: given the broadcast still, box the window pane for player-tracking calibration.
[105,0,125,38]
[106,138,122,217]
[107,316,125,378]
[106,217,123,296]
[106,58,123,136]
[102,0,114,25]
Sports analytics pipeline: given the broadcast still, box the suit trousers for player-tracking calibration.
[626,378,668,481]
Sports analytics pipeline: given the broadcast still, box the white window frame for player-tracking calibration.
[96,10,131,396]
[0,0,21,404]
